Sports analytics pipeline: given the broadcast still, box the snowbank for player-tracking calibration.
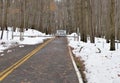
[0,28,52,52]
[68,33,120,83]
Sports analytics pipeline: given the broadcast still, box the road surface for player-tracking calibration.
[0,37,79,83]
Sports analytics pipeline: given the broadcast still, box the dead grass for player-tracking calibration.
[73,55,87,83]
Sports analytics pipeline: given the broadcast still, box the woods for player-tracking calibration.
[0,0,118,50]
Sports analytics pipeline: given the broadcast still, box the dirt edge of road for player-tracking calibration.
[68,46,87,83]
[73,55,87,83]
[68,46,85,83]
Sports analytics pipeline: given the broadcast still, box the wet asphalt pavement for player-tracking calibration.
[0,37,79,83]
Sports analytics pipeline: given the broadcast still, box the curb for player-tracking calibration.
[68,46,83,83]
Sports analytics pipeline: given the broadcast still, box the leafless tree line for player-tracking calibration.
[74,0,116,50]
[0,0,117,50]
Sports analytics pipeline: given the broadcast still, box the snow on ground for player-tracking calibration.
[68,33,120,83]
[0,27,52,52]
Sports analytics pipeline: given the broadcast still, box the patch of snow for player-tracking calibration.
[18,37,44,45]
[68,33,120,83]
[0,54,4,56]
[0,51,3,53]
[19,45,24,48]
[0,27,52,52]
[7,50,12,53]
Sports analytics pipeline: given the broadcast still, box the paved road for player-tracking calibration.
[0,44,38,73]
[0,38,79,83]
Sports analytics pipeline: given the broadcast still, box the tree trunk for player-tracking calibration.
[81,0,87,42]
[87,0,95,43]
[110,0,115,51]
[20,0,25,41]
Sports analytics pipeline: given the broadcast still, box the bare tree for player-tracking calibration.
[110,0,115,50]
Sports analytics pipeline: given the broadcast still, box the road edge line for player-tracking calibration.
[68,46,83,83]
